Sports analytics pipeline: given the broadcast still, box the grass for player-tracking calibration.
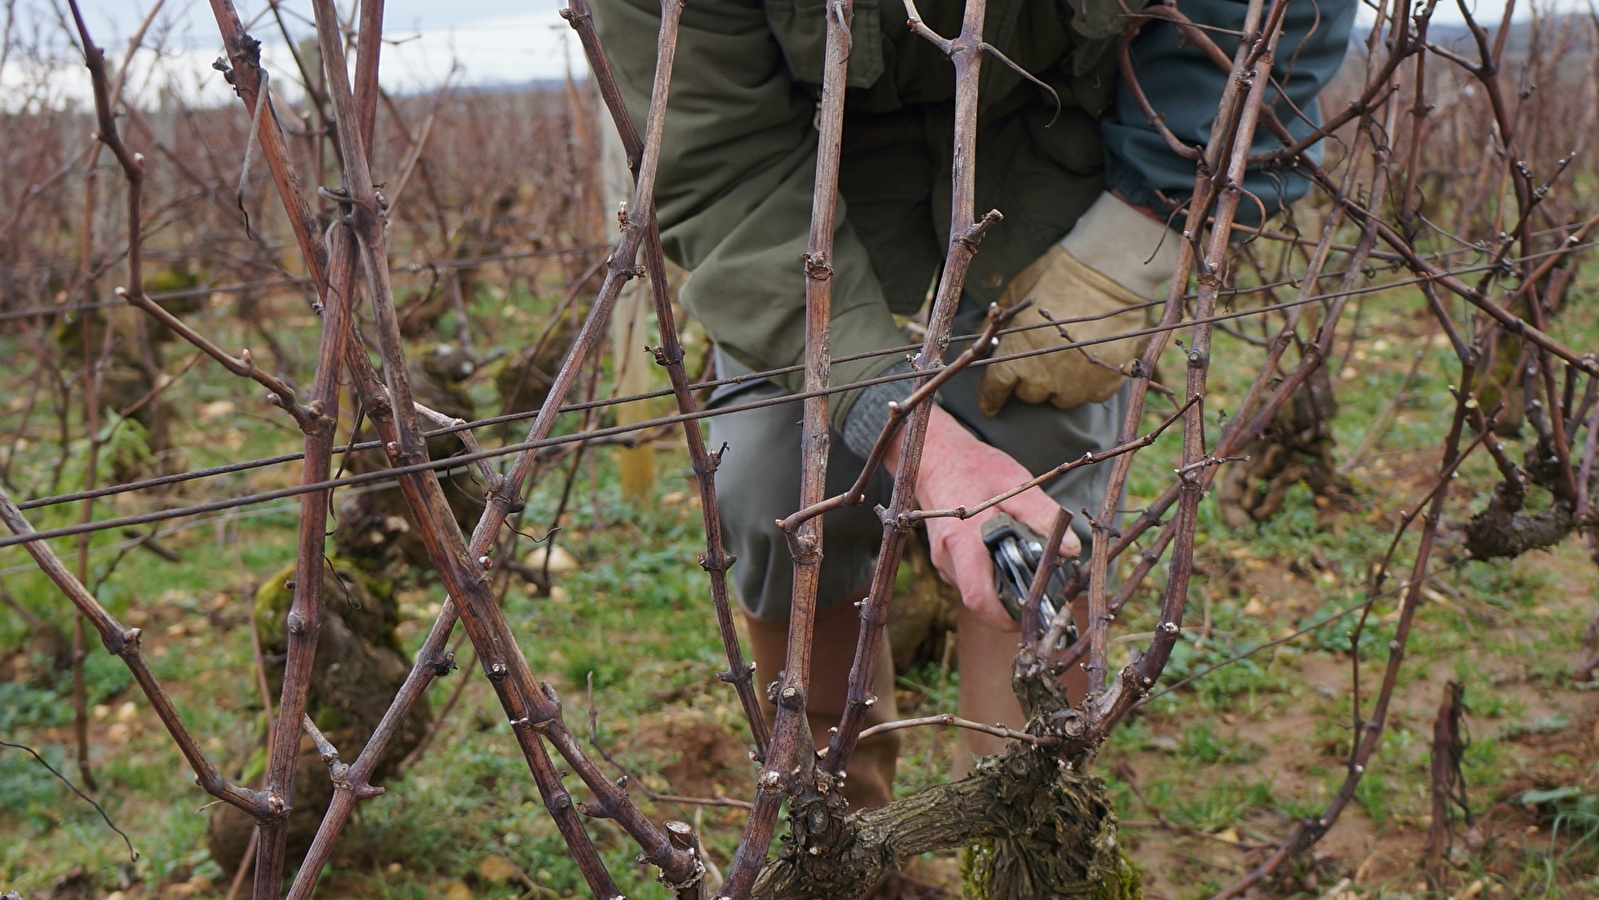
[2,271,1598,900]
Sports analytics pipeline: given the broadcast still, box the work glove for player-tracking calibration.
[977,193,1179,416]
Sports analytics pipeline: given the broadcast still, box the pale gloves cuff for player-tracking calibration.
[1058,192,1180,301]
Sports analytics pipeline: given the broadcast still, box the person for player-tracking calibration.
[593,0,1355,810]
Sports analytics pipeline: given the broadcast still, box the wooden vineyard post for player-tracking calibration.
[602,102,658,503]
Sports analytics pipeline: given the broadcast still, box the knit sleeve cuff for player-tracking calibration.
[840,360,917,460]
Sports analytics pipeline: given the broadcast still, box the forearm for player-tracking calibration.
[1100,0,1360,219]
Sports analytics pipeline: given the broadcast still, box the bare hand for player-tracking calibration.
[883,404,1082,631]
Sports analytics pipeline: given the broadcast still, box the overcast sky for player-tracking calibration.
[1,0,1561,108]
[5,0,588,106]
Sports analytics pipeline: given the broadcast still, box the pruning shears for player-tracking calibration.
[981,512,1077,649]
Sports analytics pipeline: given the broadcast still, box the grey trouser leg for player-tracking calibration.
[708,300,1128,622]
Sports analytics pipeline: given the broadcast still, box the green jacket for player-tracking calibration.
[593,0,1355,430]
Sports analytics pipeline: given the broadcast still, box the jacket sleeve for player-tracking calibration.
[594,0,909,433]
[1099,0,1359,222]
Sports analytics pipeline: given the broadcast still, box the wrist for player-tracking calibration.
[882,403,966,481]
[1059,191,1180,300]
[841,360,918,460]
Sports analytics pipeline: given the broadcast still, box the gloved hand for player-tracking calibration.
[977,193,1178,416]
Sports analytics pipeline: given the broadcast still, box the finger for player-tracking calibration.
[946,527,1019,632]
[977,366,1019,418]
[1012,371,1052,406]
[1001,488,1083,558]
[1044,509,1084,560]
[1059,526,1083,559]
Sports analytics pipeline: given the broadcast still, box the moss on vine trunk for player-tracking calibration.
[752,746,1139,900]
